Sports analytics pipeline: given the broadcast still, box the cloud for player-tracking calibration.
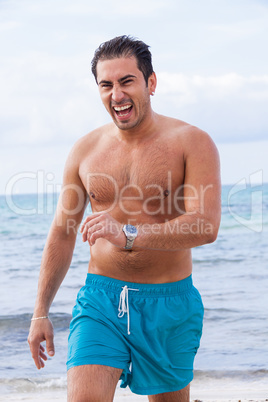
[0,50,107,146]
[0,0,268,194]
[0,0,267,148]
[153,72,268,142]
[157,72,268,100]
[5,0,171,18]
[0,21,20,31]
[1,58,268,147]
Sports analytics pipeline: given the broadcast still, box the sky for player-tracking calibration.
[1,0,268,194]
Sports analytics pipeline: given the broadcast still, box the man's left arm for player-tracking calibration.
[135,129,221,250]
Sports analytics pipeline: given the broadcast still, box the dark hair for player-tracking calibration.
[91,35,154,86]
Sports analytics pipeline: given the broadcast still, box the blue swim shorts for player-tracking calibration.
[66,274,204,395]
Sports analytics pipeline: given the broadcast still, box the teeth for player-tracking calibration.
[114,105,132,111]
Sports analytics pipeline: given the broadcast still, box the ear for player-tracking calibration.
[148,72,157,95]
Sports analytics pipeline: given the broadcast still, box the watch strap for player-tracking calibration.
[122,224,138,250]
[125,237,135,250]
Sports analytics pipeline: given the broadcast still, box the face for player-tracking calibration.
[96,56,156,131]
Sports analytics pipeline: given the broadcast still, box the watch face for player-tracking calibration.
[125,225,137,235]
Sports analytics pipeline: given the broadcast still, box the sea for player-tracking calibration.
[0,182,268,397]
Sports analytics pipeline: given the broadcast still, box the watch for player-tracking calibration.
[122,224,138,250]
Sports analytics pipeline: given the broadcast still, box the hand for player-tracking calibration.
[28,318,55,370]
[80,212,125,248]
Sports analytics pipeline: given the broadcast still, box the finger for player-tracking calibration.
[82,219,103,242]
[34,354,42,370]
[46,336,55,357]
[40,350,47,361]
[86,223,104,244]
[89,227,105,246]
[80,213,103,233]
[29,341,43,370]
[81,218,99,241]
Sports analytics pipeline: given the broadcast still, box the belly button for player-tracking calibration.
[90,191,96,199]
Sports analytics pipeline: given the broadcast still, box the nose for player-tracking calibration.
[111,84,125,103]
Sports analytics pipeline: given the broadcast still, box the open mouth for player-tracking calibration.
[113,104,133,119]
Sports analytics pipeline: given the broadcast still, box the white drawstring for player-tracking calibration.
[118,285,139,335]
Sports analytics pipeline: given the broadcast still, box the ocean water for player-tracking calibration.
[0,183,268,395]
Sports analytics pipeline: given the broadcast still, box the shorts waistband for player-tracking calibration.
[85,273,193,297]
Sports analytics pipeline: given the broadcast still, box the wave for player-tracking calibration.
[0,376,67,393]
[1,369,267,393]
[0,313,72,333]
[194,369,268,381]
[192,257,245,264]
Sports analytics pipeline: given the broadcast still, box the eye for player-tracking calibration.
[122,79,133,85]
[101,84,112,89]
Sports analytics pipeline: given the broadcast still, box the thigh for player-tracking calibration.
[148,384,190,402]
[67,364,123,402]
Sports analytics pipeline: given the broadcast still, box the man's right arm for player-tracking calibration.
[28,143,88,369]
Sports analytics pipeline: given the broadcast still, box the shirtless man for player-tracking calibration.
[28,36,221,402]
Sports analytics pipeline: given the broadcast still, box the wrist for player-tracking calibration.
[31,315,49,321]
[33,306,49,317]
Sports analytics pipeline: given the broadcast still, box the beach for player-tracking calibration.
[0,376,267,401]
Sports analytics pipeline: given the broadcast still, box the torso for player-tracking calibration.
[78,114,193,283]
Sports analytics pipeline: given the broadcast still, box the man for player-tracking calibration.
[28,35,221,401]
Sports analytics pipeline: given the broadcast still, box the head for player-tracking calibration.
[91,35,154,86]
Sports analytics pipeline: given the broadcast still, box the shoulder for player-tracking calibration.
[176,123,220,175]
[158,115,218,158]
[66,123,113,165]
[182,125,219,159]
[60,124,113,184]
[72,123,112,154]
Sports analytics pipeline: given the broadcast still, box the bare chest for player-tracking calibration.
[79,142,185,217]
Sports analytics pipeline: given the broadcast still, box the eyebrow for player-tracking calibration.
[98,74,137,86]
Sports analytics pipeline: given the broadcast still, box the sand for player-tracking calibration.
[0,377,267,401]
[0,393,267,401]
[0,393,267,402]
